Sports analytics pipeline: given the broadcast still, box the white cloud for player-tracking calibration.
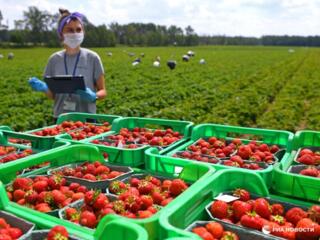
[0,0,319,36]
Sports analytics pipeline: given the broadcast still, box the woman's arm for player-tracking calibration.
[95,74,107,100]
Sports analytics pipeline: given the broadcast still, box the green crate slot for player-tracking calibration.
[25,113,121,145]
[272,130,320,202]
[77,117,193,167]
[158,168,313,239]
[191,124,294,151]
[155,123,294,188]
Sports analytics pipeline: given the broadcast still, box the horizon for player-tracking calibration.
[0,0,319,37]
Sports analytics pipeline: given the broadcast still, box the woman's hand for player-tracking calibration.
[76,87,97,102]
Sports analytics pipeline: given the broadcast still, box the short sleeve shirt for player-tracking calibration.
[44,48,104,118]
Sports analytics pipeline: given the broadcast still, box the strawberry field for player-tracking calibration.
[0,46,319,132]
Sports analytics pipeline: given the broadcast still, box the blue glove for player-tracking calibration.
[28,77,48,92]
[76,87,97,102]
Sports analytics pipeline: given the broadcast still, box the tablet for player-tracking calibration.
[44,75,86,94]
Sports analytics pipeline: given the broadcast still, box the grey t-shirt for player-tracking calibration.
[44,48,104,118]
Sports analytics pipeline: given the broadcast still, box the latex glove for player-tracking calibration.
[28,77,48,92]
[76,87,97,102]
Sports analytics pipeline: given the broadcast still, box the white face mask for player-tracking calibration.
[63,32,84,49]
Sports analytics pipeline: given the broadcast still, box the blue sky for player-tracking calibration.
[0,0,319,37]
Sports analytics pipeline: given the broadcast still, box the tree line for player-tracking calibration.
[0,6,319,48]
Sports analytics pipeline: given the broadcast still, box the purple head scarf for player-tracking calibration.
[57,12,84,37]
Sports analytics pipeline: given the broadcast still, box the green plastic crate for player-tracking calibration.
[25,112,121,145]
[0,130,70,176]
[0,145,148,240]
[0,144,213,240]
[160,123,294,188]
[158,168,313,240]
[273,130,320,202]
[79,117,194,167]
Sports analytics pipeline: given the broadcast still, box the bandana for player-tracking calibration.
[57,12,84,37]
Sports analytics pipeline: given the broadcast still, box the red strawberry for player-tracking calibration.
[238,145,252,159]
[232,200,252,221]
[295,218,320,240]
[192,227,214,240]
[47,225,68,240]
[138,180,154,195]
[206,221,224,238]
[0,218,9,229]
[299,148,314,156]
[300,167,319,177]
[80,210,97,228]
[253,198,271,219]
[221,231,239,240]
[130,177,140,187]
[298,154,315,165]
[210,200,230,219]
[169,179,188,196]
[109,181,128,194]
[140,195,153,209]
[285,207,308,225]
[233,189,250,201]
[270,145,280,153]
[48,175,66,190]
[32,180,48,193]
[12,178,32,191]
[137,210,153,219]
[161,197,173,206]
[271,203,284,216]
[270,215,286,225]
[308,205,320,224]
[240,212,264,230]
[12,189,25,202]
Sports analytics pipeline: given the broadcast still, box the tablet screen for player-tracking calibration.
[44,75,86,94]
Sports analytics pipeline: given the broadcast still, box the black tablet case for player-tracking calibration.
[44,75,86,94]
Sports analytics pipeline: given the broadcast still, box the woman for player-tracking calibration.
[29,9,107,121]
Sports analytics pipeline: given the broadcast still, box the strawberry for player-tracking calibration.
[151,191,165,205]
[169,179,188,196]
[308,205,320,224]
[80,210,97,228]
[285,207,308,225]
[35,203,52,212]
[109,181,128,194]
[48,175,66,190]
[233,188,250,201]
[238,145,252,159]
[253,198,271,219]
[271,203,284,216]
[192,227,214,240]
[296,218,320,240]
[137,210,153,219]
[240,211,264,230]
[140,195,153,209]
[12,178,32,191]
[300,167,319,177]
[210,200,230,219]
[221,231,239,240]
[206,221,224,238]
[47,225,69,240]
[32,180,48,193]
[130,178,141,187]
[299,148,314,156]
[161,197,173,206]
[0,218,9,229]
[12,189,25,202]
[298,154,315,165]
[137,180,154,195]
[52,190,67,206]
[232,200,252,221]
[270,215,286,225]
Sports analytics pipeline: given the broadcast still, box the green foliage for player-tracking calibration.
[0,46,319,132]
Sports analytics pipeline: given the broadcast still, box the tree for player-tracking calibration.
[0,10,3,26]
[23,6,52,43]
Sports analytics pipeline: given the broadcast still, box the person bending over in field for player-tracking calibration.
[28,8,107,122]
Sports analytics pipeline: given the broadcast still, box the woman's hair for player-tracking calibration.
[57,8,84,38]
[58,8,71,27]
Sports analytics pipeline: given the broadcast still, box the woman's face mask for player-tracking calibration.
[63,32,84,49]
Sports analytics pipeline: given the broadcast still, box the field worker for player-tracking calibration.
[28,8,106,121]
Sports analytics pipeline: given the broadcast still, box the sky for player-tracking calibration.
[0,0,319,37]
